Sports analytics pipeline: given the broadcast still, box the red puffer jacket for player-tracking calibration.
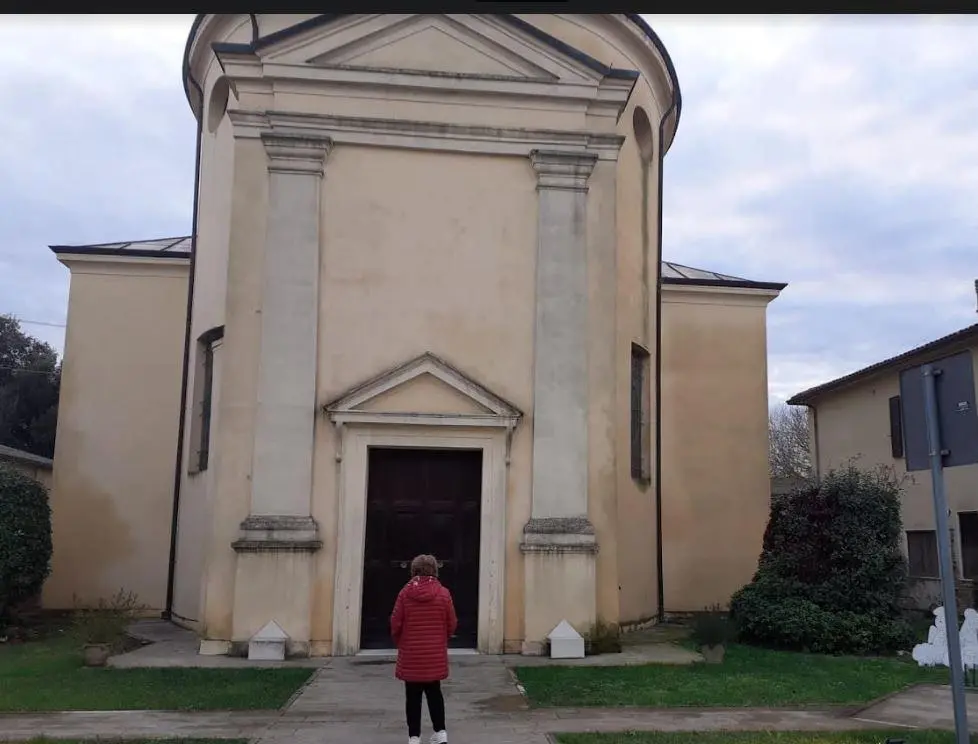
[390,576,458,682]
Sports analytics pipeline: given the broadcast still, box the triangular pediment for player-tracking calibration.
[324,352,522,428]
[256,14,612,85]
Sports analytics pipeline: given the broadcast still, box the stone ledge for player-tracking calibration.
[523,516,595,535]
[520,541,599,555]
[231,514,322,553]
[521,517,598,555]
[231,539,323,553]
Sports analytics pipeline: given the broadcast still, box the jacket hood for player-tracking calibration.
[404,575,442,603]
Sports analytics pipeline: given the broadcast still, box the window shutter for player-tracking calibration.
[889,395,904,459]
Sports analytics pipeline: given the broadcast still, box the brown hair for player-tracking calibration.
[410,554,439,578]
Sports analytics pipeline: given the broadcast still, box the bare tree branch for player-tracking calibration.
[769,403,812,479]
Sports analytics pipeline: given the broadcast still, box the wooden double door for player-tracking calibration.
[359,447,482,650]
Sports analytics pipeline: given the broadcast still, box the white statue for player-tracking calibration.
[913,606,949,667]
[960,608,978,669]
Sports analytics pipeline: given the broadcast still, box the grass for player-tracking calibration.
[516,644,950,708]
[556,733,977,744]
[0,631,314,712]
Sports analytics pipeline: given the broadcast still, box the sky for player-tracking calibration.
[1,14,977,404]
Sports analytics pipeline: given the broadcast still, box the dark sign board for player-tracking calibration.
[899,351,978,472]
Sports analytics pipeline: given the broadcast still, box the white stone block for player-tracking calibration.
[198,639,230,656]
[248,620,289,661]
[548,619,585,659]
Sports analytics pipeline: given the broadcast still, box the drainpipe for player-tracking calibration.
[163,75,204,620]
[654,99,678,624]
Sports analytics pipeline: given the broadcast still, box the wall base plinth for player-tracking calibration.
[520,517,598,653]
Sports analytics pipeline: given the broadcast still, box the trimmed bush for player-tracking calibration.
[730,464,914,655]
[0,463,52,622]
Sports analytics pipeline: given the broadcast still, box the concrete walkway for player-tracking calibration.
[853,684,978,731]
[110,620,323,669]
[1,653,961,743]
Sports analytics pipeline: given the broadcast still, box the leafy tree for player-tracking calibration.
[769,403,812,479]
[0,315,60,458]
[0,462,52,622]
[730,463,914,655]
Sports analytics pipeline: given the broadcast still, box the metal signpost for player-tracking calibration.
[922,363,969,744]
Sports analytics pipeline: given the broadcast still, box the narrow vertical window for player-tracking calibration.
[631,344,651,482]
[888,395,904,459]
[188,326,223,474]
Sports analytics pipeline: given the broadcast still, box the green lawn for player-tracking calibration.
[557,733,975,744]
[0,632,314,712]
[516,644,949,708]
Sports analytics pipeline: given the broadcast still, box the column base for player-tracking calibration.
[229,515,321,650]
[520,517,598,652]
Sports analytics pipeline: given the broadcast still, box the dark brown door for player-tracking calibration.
[360,447,482,649]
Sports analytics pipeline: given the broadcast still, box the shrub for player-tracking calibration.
[690,605,736,648]
[730,463,914,655]
[72,589,142,647]
[0,463,52,622]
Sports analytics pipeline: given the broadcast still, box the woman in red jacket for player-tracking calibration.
[391,554,458,744]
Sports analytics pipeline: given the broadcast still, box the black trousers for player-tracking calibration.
[404,680,446,737]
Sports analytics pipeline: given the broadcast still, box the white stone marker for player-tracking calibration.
[248,620,289,661]
[548,619,585,659]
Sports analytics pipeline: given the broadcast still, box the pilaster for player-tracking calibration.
[527,150,596,521]
[228,133,330,655]
[522,150,600,653]
[245,133,331,530]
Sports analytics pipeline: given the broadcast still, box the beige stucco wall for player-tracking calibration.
[43,255,189,612]
[807,342,978,538]
[311,145,539,648]
[519,12,673,629]
[180,13,689,651]
[660,284,778,612]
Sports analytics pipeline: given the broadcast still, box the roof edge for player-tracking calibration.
[787,322,978,406]
[50,246,191,262]
[0,444,53,470]
[183,13,680,128]
[662,277,787,292]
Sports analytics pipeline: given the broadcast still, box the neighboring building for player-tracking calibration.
[789,323,978,609]
[42,13,784,656]
[0,444,53,489]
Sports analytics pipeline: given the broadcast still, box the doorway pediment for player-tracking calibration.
[323,352,522,429]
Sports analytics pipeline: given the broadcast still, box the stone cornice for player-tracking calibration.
[661,283,782,307]
[529,150,598,192]
[260,132,332,176]
[55,254,190,279]
[231,109,623,161]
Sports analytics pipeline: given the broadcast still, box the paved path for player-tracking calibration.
[2,652,975,743]
[853,684,978,731]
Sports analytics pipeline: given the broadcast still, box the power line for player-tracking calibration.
[10,318,66,329]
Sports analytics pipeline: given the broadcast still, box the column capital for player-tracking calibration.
[261,133,332,177]
[529,150,598,192]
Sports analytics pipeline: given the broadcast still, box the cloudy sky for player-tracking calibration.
[1,14,976,404]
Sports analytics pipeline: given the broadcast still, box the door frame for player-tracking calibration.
[331,426,508,655]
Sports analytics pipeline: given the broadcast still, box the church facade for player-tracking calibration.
[42,14,785,656]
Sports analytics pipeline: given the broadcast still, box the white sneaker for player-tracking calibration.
[409,737,422,744]
[430,731,448,744]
